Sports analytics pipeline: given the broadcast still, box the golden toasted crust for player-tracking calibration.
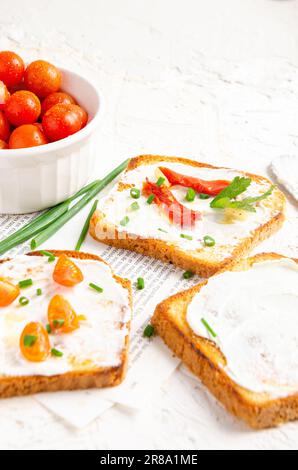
[151,253,298,429]
[89,155,286,277]
[0,250,132,399]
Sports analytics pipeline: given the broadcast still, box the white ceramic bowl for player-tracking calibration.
[0,67,102,214]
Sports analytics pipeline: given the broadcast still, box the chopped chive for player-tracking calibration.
[156,177,165,187]
[53,319,65,328]
[36,288,42,296]
[19,296,29,306]
[24,335,37,347]
[89,282,104,293]
[46,324,52,334]
[185,188,196,202]
[199,193,210,200]
[201,318,217,338]
[75,199,98,251]
[18,278,33,289]
[183,271,194,279]
[130,201,140,211]
[39,248,54,259]
[120,216,130,226]
[143,324,155,338]
[180,234,193,241]
[51,348,63,357]
[130,188,140,199]
[158,228,168,233]
[147,194,155,204]
[137,277,145,290]
[203,235,216,247]
[40,250,56,262]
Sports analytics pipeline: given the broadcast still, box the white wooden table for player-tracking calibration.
[1,0,298,450]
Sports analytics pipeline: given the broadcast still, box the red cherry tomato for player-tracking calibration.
[5,90,41,126]
[9,124,48,149]
[42,103,83,142]
[0,51,24,87]
[24,60,61,98]
[0,81,10,110]
[74,104,88,128]
[33,122,43,132]
[0,139,7,149]
[0,110,10,141]
[41,92,76,117]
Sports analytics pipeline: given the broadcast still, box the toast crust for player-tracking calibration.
[151,253,298,429]
[0,250,132,399]
[90,155,286,277]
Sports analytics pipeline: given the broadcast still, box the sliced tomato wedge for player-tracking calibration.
[20,322,51,362]
[159,167,230,196]
[53,254,83,287]
[0,277,20,307]
[48,294,79,334]
[143,180,201,228]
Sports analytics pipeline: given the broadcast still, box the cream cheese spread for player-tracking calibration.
[186,258,298,397]
[96,162,280,257]
[0,255,130,377]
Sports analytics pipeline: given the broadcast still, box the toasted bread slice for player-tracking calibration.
[0,250,132,399]
[151,253,298,429]
[90,155,285,277]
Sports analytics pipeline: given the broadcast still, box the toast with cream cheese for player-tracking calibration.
[0,250,132,398]
[90,155,285,277]
[151,253,298,429]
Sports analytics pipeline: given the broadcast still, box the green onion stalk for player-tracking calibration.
[0,159,129,256]
[31,159,130,249]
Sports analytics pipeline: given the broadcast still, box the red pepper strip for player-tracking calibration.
[143,180,201,229]
[159,167,230,196]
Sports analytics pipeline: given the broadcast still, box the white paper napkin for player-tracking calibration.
[36,390,113,428]
[34,338,179,428]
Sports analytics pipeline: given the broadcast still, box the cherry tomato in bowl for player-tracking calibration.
[0,51,24,87]
[0,81,10,110]
[0,110,10,141]
[74,104,88,128]
[41,91,76,117]
[9,124,48,149]
[25,60,61,98]
[42,103,84,141]
[33,122,44,132]
[5,90,41,126]
[0,64,101,214]
[0,139,8,149]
